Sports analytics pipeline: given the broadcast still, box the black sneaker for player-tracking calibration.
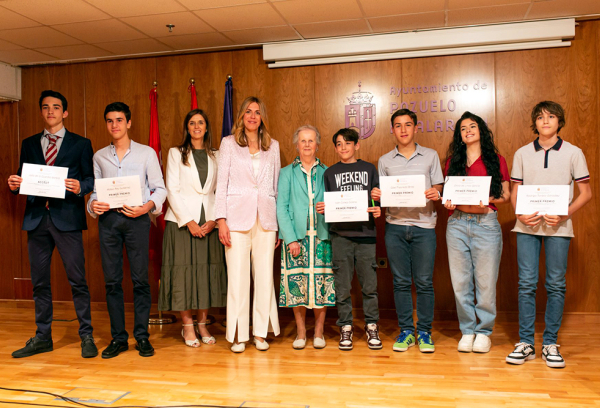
[102,339,129,359]
[542,344,565,368]
[12,337,53,358]
[136,338,155,357]
[506,342,535,365]
[365,323,383,350]
[338,325,353,351]
[81,335,98,358]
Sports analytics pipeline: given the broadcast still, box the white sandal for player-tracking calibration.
[196,322,216,344]
[182,324,200,348]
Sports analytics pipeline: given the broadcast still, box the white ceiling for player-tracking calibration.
[0,0,598,66]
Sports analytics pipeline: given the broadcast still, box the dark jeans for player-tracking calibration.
[331,234,379,326]
[99,211,151,342]
[27,212,92,340]
[517,233,571,345]
[385,224,436,333]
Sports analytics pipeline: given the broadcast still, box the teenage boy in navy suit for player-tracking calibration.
[8,90,97,358]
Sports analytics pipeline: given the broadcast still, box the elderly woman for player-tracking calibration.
[215,96,281,353]
[277,125,334,349]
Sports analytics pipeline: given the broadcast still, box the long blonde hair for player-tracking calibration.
[231,96,272,151]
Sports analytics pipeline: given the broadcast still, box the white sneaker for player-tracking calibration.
[292,337,306,349]
[473,334,492,353]
[506,342,535,365]
[542,344,566,368]
[254,337,269,351]
[313,336,326,349]
[230,342,245,353]
[338,325,353,350]
[457,334,475,352]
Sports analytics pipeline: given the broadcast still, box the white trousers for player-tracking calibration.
[225,219,280,343]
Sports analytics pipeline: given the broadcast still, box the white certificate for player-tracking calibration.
[95,176,143,209]
[443,176,491,206]
[19,163,69,199]
[324,190,369,223]
[380,175,426,208]
[515,185,569,215]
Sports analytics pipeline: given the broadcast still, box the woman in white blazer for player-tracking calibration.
[159,109,226,348]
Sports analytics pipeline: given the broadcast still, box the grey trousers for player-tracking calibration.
[331,233,380,326]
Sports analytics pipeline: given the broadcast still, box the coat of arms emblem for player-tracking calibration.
[345,81,376,139]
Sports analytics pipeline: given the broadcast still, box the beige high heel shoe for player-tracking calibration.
[195,322,216,345]
[182,324,200,348]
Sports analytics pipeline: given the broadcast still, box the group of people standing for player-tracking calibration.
[8,90,591,370]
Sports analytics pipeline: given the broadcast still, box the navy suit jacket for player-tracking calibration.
[13,130,94,232]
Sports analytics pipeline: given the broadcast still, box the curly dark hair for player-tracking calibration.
[445,111,503,199]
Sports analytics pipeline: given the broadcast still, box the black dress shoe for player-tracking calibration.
[101,340,128,359]
[81,335,98,358]
[135,338,154,357]
[12,337,53,358]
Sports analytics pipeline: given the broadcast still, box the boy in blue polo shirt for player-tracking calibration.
[506,101,591,368]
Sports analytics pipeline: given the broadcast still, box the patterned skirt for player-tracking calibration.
[279,233,335,309]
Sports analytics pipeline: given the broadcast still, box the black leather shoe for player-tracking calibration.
[81,335,98,358]
[135,338,154,357]
[101,340,128,359]
[12,337,53,358]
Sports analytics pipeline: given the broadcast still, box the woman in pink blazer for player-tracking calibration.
[216,96,281,353]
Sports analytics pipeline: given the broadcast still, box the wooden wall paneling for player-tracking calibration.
[231,49,267,124]
[84,58,159,303]
[0,101,20,299]
[266,65,316,165]
[563,21,599,312]
[314,60,403,168]
[401,54,497,312]
[17,64,87,302]
[156,51,233,159]
[314,60,403,311]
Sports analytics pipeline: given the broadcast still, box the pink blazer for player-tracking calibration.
[215,135,280,231]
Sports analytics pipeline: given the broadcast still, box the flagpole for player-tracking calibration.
[148,80,176,326]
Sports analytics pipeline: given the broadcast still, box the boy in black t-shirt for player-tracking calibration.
[317,128,382,350]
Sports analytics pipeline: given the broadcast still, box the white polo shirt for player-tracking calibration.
[511,137,590,237]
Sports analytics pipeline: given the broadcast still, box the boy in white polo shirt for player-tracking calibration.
[506,101,592,368]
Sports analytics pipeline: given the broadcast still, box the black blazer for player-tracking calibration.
[13,130,94,232]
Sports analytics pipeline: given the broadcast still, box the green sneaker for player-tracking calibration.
[393,330,415,352]
[417,330,435,353]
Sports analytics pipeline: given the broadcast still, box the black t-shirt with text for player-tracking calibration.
[323,160,379,239]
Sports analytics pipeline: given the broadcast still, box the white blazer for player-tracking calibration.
[164,147,219,227]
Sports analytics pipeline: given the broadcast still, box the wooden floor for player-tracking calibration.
[0,306,599,408]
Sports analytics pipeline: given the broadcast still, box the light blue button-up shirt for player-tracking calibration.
[87,140,167,218]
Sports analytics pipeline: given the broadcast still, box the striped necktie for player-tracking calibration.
[45,134,58,166]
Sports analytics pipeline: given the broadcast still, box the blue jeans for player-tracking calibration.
[446,211,502,336]
[385,224,436,332]
[517,232,571,345]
